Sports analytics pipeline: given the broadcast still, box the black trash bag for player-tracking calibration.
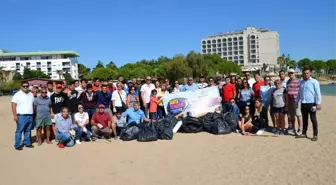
[199,112,223,132]
[120,123,142,141]
[210,118,232,135]
[156,115,178,140]
[137,122,158,142]
[224,112,238,131]
[180,116,203,133]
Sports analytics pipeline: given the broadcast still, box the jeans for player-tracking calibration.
[91,125,112,138]
[149,112,157,120]
[158,106,166,119]
[14,115,33,148]
[73,127,92,140]
[222,102,232,113]
[56,132,74,147]
[301,103,318,136]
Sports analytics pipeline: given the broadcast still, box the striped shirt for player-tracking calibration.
[286,78,301,102]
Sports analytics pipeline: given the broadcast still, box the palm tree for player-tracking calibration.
[287,60,297,70]
[277,56,285,71]
[56,70,63,79]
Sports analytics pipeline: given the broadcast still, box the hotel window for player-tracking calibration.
[41,56,52,60]
[20,57,31,60]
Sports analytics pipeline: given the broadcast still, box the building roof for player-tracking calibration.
[0,50,80,57]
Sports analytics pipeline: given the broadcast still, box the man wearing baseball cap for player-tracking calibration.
[91,104,117,140]
[286,69,302,135]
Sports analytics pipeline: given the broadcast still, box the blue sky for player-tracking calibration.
[1,0,335,68]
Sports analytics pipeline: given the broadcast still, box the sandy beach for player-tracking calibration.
[0,95,335,185]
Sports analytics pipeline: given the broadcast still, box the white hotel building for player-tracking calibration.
[0,50,79,80]
[201,27,280,70]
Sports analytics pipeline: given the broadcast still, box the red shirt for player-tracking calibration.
[222,83,236,102]
[252,81,264,99]
[92,112,111,128]
[149,96,158,113]
[92,85,101,92]
[107,85,116,93]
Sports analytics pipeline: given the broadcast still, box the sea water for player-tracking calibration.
[321,85,336,96]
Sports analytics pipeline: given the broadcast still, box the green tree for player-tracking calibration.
[95,60,104,69]
[312,60,327,73]
[186,51,208,77]
[63,71,74,84]
[23,67,49,79]
[165,56,192,82]
[91,68,118,80]
[326,59,336,74]
[106,61,118,70]
[13,72,22,81]
[287,60,297,70]
[78,63,91,77]
[297,58,313,70]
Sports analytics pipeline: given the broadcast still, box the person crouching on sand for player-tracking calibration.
[55,107,76,148]
[238,106,261,135]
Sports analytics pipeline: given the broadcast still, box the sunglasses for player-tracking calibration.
[22,85,29,88]
[41,92,47,94]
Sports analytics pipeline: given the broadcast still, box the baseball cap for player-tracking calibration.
[288,69,295,73]
[56,84,63,89]
[98,104,105,109]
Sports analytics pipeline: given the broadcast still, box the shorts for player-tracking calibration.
[288,101,302,117]
[35,117,52,128]
[271,107,284,114]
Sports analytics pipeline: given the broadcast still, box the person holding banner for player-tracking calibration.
[181,77,199,92]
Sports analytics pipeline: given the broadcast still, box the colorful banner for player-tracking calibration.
[162,86,222,118]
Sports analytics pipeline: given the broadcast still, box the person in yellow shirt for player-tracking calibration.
[157,84,169,118]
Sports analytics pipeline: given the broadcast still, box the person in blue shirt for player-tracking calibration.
[55,107,77,148]
[181,77,199,92]
[122,102,151,124]
[96,84,112,113]
[296,67,322,141]
[229,98,240,121]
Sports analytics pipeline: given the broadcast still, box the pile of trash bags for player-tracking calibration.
[119,112,239,142]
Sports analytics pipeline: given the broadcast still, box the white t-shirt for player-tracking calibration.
[75,86,85,97]
[140,83,155,103]
[11,90,34,114]
[74,112,89,127]
[47,90,54,98]
[111,90,127,107]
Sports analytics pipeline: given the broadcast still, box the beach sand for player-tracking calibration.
[0,95,335,185]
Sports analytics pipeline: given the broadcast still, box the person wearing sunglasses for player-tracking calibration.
[181,77,199,92]
[271,79,288,135]
[208,77,216,87]
[238,106,260,136]
[11,80,35,150]
[126,86,139,109]
[198,75,208,89]
[238,79,254,113]
[260,76,276,132]
[33,88,53,146]
[172,81,180,93]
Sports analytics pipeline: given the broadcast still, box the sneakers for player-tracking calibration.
[275,129,280,135]
[76,140,81,145]
[256,130,264,135]
[272,127,277,133]
[15,146,23,151]
[114,136,119,140]
[25,145,34,148]
[58,143,65,148]
[279,130,285,136]
[311,136,318,142]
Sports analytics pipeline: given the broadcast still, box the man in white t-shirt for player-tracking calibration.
[245,72,256,88]
[111,82,127,113]
[140,76,155,117]
[11,80,35,150]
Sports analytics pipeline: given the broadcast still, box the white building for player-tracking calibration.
[201,27,280,70]
[0,50,79,79]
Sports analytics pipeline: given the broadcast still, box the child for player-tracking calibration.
[149,89,160,120]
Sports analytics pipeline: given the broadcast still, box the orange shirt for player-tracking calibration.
[222,83,236,102]
[92,85,101,92]
[252,81,264,99]
[149,96,158,113]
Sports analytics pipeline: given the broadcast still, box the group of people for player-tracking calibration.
[221,68,321,141]
[11,67,322,150]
